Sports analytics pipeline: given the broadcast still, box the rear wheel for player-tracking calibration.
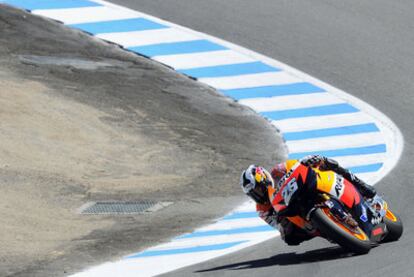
[311,207,372,254]
[382,209,403,242]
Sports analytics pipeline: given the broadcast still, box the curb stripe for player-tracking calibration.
[0,0,101,10]
[347,163,383,174]
[126,240,248,259]
[177,225,274,239]
[286,133,385,155]
[154,50,256,70]
[241,92,343,112]
[288,144,387,159]
[199,71,300,90]
[222,211,258,220]
[221,82,325,100]
[272,112,373,133]
[178,61,280,78]
[32,6,141,25]
[334,153,386,168]
[128,40,227,57]
[96,28,200,47]
[69,18,167,34]
[283,123,380,141]
[261,103,359,120]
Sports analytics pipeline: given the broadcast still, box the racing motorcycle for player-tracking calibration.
[270,162,403,254]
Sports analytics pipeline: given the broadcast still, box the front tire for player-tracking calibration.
[311,208,372,254]
[382,209,403,242]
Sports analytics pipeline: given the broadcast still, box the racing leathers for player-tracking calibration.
[257,155,377,245]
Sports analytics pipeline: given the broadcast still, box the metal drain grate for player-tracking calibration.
[79,201,172,215]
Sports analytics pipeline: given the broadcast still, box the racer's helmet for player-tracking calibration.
[240,165,273,204]
[271,162,287,187]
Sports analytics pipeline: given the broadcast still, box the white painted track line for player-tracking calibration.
[33,6,140,24]
[72,233,278,277]
[286,132,385,153]
[157,231,276,249]
[335,153,387,168]
[153,50,256,70]
[185,218,266,231]
[239,92,344,112]
[97,28,199,48]
[199,71,300,90]
[273,112,375,132]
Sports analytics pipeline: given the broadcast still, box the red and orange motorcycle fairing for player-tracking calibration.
[267,161,401,245]
[269,162,309,229]
[270,162,360,210]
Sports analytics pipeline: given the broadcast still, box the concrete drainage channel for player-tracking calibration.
[79,201,173,215]
[1,0,403,276]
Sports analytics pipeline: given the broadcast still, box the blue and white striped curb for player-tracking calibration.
[73,201,274,276]
[0,0,404,276]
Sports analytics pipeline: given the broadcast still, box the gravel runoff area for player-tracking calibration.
[0,5,285,277]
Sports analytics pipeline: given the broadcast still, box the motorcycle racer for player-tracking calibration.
[240,155,377,245]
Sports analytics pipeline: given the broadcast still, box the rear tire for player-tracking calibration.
[382,210,403,242]
[311,208,372,254]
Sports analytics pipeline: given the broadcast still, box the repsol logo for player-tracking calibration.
[334,176,343,197]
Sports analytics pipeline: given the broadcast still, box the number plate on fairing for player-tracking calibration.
[282,178,298,205]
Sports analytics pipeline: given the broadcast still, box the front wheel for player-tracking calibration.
[382,209,403,242]
[311,207,372,254]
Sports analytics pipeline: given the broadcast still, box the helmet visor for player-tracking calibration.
[248,183,268,204]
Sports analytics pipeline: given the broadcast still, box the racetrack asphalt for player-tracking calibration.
[105,0,414,276]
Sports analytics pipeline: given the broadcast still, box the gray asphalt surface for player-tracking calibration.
[106,0,414,276]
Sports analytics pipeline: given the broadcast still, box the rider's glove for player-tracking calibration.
[259,209,280,228]
[301,155,324,167]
